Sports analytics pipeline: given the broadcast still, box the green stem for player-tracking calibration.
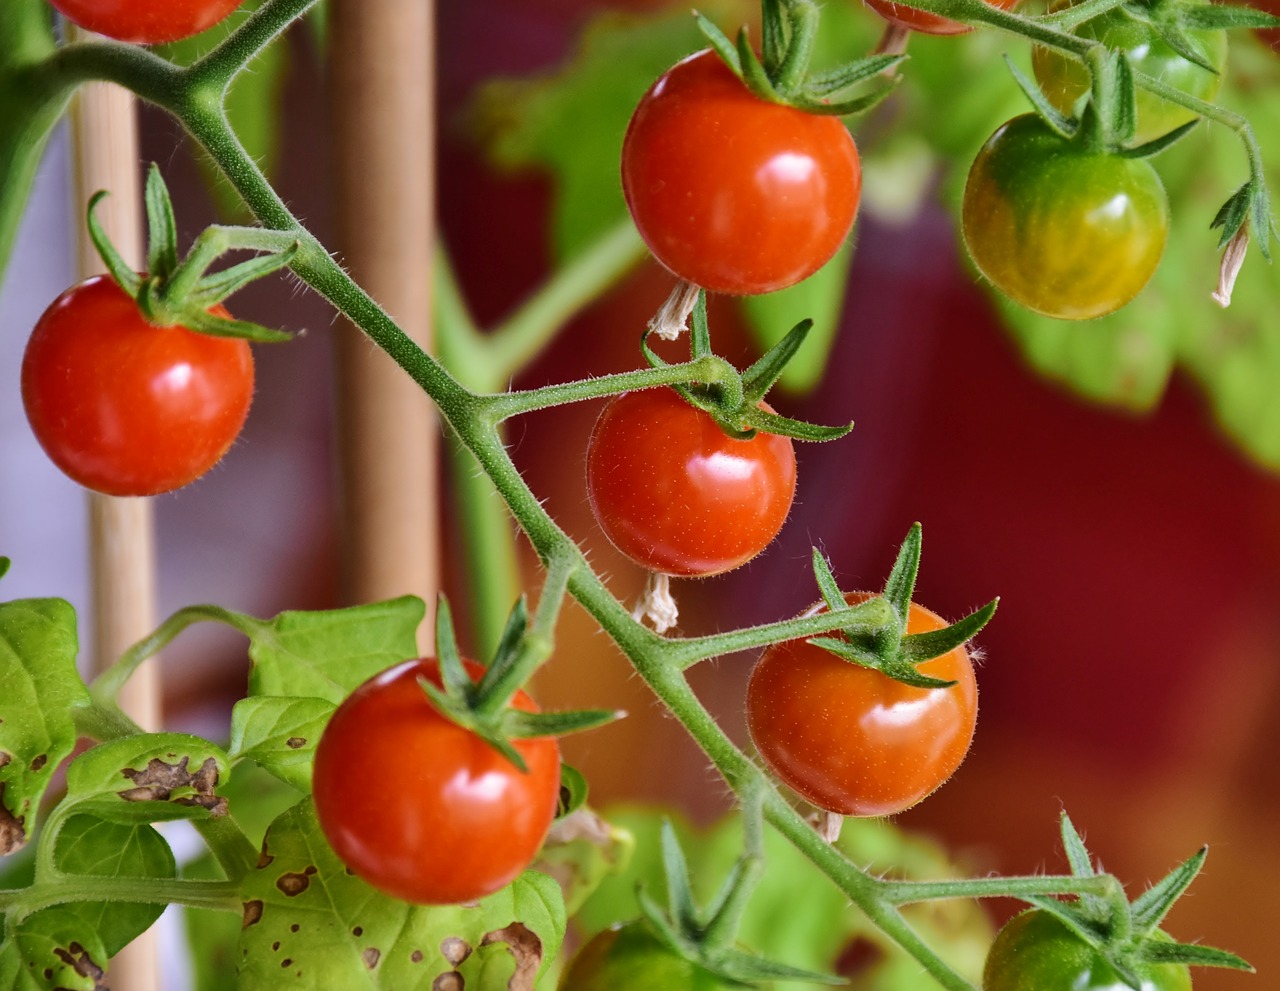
[881,872,1122,905]
[183,0,321,94]
[1,875,242,921]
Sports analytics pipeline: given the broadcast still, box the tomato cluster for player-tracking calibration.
[21,275,254,497]
[48,0,244,44]
[311,658,561,905]
[746,594,978,817]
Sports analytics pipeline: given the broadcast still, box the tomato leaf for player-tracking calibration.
[0,595,87,855]
[235,799,567,990]
[62,733,231,825]
[228,696,335,791]
[245,597,425,703]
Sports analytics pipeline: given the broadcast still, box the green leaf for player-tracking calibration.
[246,597,425,703]
[48,815,177,956]
[228,696,335,791]
[236,800,566,990]
[63,733,231,824]
[0,596,86,855]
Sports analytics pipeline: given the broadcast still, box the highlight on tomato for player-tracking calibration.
[1032,1,1227,145]
[311,657,561,905]
[21,274,254,497]
[862,0,1021,37]
[961,113,1170,320]
[746,593,978,817]
[621,49,861,296]
[47,0,244,44]
[585,387,797,577]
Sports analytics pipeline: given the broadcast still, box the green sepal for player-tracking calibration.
[1118,118,1199,159]
[177,308,293,344]
[1129,845,1205,932]
[1179,2,1280,29]
[474,594,531,699]
[810,550,847,615]
[760,0,786,76]
[898,599,998,665]
[790,84,897,117]
[417,677,530,773]
[805,636,890,672]
[1210,181,1251,243]
[1110,52,1138,146]
[432,594,475,702]
[144,163,180,279]
[882,522,922,624]
[186,242,300,307]
[86,191,142,297]
[1153,20,1221,74]
[690,288,714,361]
[504,708,623,739]
[1055,811,1112,923]
[1005,54,1076,139]
[738,406,852,442]
[660,819,700,932]
[1135,939,1254,971]
[741,318,813,404]
[804,54,905,99]
[737,28,782,103]
[771,0,818,99]
[696,11,742,76]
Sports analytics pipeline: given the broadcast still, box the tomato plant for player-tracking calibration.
[746,593,978,817]
[1032,2,1227,145]
[21,274,254,497]
[961,114,1170,320]
[984,910,1192,991]
[559,921,741,990]
[620,49,861,296]
[862,0,1021,37]
[46,0,244,44]
[311,657,562,906]
[585,387,797,577]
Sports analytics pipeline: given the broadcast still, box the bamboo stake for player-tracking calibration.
[66,31,161,991]
[330,0,439,640]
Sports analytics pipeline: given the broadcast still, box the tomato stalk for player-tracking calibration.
[0,875,242,922]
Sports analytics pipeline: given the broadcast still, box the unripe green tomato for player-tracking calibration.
[1031,2,1227,145]
[961,114,1169,320]
[984,910,1192,991]
[559,922,739,990]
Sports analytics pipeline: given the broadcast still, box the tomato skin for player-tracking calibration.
[961,114,1169,320]
[585,388,797,577]
[21,275,254,497]
[746,594,977,817]
[1032,3,1227,145]
[48,0,243,43]
[862,0,1020,37]
[560,922,740,990]
[621,49,861,296]
[984,911,1192,991]
[311,658,561,905]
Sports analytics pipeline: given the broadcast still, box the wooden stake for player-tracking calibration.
[67,34,161,991]
[330,0,439,639]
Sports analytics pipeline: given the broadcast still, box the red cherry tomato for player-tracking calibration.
[621,49,861,296]
[863,0,1020,36]
[48,0,243,44]
[21,275,254,497]
[746,594,978,817]
[585,388,797,577]
[311,658,562,905]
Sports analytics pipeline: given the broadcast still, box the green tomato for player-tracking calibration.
[559,922,739,990]
[1032,2,1228,145]
[961,113,1169,320]
[984,910,1192,991]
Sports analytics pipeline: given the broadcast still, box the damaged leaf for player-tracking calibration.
[235,800,565,990]
[0,595,87,855]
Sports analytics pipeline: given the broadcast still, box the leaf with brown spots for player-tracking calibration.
[233,799,566,990]
[0,595,88,855]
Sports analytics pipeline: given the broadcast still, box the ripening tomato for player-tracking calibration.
[560,921,741,990]
[312,658,562,905]
[746,593,978,817]
[48,0,243,43]
[984,911,1192,991]
[585,388,797,577]
[21,275,254,496]
[621,49,861,296]
[1032,2,1227,144]
[862,0,1021,37]
[962,114,1169,320]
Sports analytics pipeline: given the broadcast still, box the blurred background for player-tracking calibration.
[3,0,1279,987]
